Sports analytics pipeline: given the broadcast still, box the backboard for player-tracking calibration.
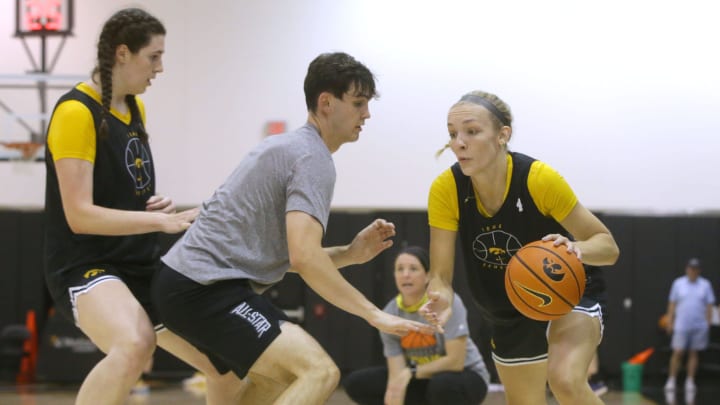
[15,0,74,37]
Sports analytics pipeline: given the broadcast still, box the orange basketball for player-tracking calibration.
[504,240,586,321]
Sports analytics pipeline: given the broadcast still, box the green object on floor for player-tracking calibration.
[621,362,643,392]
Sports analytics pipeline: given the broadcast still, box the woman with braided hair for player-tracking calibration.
[44,8,244,404]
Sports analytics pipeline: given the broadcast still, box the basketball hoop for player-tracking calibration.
[0,141,44,160]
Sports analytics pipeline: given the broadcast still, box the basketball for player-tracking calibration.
[504,240,586,321]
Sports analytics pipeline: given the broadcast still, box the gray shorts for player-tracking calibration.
[671,327,709,351]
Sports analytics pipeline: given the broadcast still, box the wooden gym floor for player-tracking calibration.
[2,375,717,404]
[0,383,663,405]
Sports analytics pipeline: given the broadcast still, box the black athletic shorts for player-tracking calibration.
[151,264,289,378]
[45,264,159,326]
[491,296,604,366]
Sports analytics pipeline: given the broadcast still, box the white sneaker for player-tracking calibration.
[665,389,676,405]
[685,388,696,405]
[664,378,676,391]
[685,379,696,392]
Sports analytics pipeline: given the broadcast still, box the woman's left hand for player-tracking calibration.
[542,233,582,260]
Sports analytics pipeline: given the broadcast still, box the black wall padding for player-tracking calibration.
[3,210,720,383]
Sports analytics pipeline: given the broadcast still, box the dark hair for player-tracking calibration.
[303,52,378,113]
[93,8,166,141]
[396,246,430,273]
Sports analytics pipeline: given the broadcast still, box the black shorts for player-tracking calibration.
[45,264,159,326]
[491,296,604,366]
[151,264,289,378]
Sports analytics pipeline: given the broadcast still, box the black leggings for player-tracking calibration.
[343,365,488,405]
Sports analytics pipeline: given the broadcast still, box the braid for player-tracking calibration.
[93,8,165,140]
[97,40,114,138]
[125,95,148,142]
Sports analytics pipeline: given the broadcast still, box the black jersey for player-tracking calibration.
[453,152,587,324]
[44,88,159,277]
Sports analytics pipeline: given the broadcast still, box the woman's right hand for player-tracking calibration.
[160,207,199,233]
[419,291,452,333]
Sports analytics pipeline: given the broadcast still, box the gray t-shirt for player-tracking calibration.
[162,124,334,287]
[380,293,491,384]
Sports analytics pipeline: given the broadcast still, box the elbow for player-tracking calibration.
[65,215,89,235]
[64,207,93,235]
[593,233,619,266]
[288,249,314,275]
[605,243,620,266]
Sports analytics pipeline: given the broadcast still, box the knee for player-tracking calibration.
[427,379,454,405]
[110,329,156,372]
[205,371,245,401]
[316,359,341,388]
[342,370,366,400]
[305,355,341,390]
[547,368,585,399]
[427,373,479,405]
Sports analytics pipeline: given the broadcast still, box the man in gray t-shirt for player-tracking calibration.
[152,52,433,404]
[664,258,716,393]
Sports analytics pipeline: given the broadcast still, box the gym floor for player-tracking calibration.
[0,383,667,405]
[2,374,718,404]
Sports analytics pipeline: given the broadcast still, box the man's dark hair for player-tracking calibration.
[304,52,377,112]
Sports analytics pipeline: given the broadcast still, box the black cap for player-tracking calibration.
[687,258,701,269]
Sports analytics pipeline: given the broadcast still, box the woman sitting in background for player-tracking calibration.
[343,246,490,405]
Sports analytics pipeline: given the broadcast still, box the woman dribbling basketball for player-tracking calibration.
[420,90,619,404]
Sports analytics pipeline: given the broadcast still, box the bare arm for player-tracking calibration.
[286,211,433,336]
[420,227,458,331]
[549,202,620,265]
[415,336,467,377]
[384,355,409,405]
[55,158,197,235]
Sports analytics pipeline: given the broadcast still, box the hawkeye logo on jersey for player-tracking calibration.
[542,257,565,281]
[514,281,552,307]
[83,269,106,279]
[472,228,522,270]
[230,302,271,338]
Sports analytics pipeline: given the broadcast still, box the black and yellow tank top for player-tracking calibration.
[44,85,159,276]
